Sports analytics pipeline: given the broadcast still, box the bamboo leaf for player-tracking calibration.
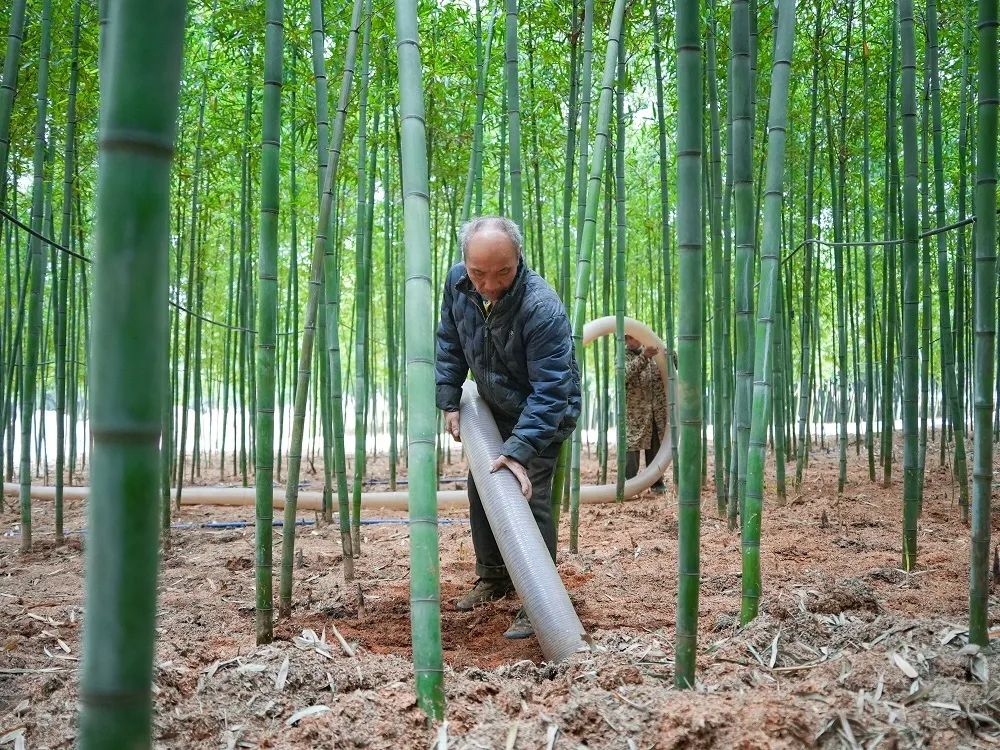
[891,652,918,679]
[274,656,289,691]
[285,705,330,726]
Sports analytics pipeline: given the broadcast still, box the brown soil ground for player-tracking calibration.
[3,438,1000,749]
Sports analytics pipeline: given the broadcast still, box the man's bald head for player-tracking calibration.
[459,216,523,259]
[459,216,523,303]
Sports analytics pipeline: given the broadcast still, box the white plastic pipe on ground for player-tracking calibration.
[3,316,672,511]
[3,317,672,662]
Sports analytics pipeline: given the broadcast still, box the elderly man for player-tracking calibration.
[436,216,581,640]
[624,334,667,494]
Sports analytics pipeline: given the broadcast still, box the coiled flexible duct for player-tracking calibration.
[3,316,672,511]
[581,315,673,498]
[458,380,586,662]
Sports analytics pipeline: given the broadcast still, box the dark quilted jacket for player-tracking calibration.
[435,259,582,466]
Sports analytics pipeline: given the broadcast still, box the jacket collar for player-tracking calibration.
[456,257,529,321]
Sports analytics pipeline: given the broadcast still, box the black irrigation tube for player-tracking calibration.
[701,211,994,324]
[362,475,468,487]
[2,515,471,539]
[780,211,994,265]
[10,203,993,333]
[0,207,294,336]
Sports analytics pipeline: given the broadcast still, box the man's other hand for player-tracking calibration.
[490,455,532,500]
[445,411,461,441]
[642,345,658,359]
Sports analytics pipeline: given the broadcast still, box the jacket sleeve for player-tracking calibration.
[435,275,467,412]
[501,303,577,465]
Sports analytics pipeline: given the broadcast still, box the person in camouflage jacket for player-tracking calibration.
[623,334,667,493]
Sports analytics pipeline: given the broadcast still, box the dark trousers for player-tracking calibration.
[625,424,665,486]
[469,436,561,581]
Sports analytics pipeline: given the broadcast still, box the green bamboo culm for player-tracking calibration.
[969,0,998,647]
[795,0,822,489]
[550,440,569,529]
[78,0,186,745]
[832,9,853,496]
[350,0,373,555]
[881,3,900,487]
[55,0,82,545]
[18,0,53,554]
[505,0,524,231]
[322,0,366,577]
[382,99,398,490]
[554,0,580,524]
[897,0,920,570]
[564,0,603,532]
[568,0,627,553]
[673,0,702,688]
[575,0,594,262]
[740,0,795,626]
[255,0,283,645]
[927,0,970,521]
[394,0,445,718]
[461,5,498,229]
[651,0,678,487]
[729,0,754,529]
[278,8,364,612]
[703,0,727,516]
[559,0,580,305]
[614,15,627,504]
[861,0,876,482]
[955,0,973,439]
[0,0,27,205]
[174,35,214,509]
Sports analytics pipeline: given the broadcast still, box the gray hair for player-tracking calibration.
[458,216,523,258]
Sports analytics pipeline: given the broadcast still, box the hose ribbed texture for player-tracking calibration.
[459,380,586,662]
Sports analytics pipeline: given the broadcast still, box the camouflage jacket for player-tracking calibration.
[625,347,668,451]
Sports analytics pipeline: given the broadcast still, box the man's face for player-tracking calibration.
[625,334,640,350]
[465,228,520,303]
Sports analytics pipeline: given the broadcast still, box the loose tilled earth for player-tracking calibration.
[3,439,1000,748]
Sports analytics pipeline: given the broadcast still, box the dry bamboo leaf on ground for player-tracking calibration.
[504,720,519,750]
[40,629,70,653]
[285,705,330,726]
[274,656,289,691]
[838,712,861,750]
[0,728,26,750]
[205,656,240,679]
[891,652,918,679]
[293,628,333,659]
[544,723,559,750]
[235,663,267,674]
[329,622,355,657]
[939,626,967,646]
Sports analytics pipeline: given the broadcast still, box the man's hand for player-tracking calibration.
[490,455,532,500]
[445,411,461,441]
[642,345,659,359]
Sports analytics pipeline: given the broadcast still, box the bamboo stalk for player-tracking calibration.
[395,0,446,718]
[674,0,703,687]
[79,0,186,744]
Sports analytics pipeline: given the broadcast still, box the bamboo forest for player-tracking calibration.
[1,0,999,744]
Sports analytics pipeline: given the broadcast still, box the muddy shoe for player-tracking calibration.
[503,608,534,640]
[650,482,667,496]
[455,578,513,611]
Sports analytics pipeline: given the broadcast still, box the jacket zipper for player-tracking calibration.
[477,298,492,391]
